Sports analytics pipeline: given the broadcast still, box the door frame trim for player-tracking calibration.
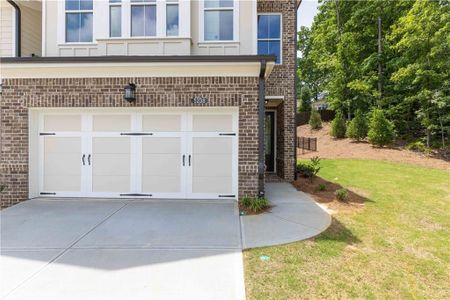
[265,109,277,173]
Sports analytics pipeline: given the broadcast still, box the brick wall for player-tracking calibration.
[0,77,260,208]
[258,0,297,181]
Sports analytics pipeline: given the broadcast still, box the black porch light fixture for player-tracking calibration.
[124,83,136,102]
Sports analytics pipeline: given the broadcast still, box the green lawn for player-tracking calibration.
[244,160,450,299]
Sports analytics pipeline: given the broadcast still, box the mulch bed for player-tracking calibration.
[293,176,367,212]
[238,203,272,216]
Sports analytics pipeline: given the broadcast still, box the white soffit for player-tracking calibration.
[0,62,272,79]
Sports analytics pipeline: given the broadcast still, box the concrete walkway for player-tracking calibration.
[241,182,331,249]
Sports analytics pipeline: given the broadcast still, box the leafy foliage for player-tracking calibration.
[309,108,323,130]
[346,110,368,141]
[297,157,321,181]
[335,188,349,202]
[297,0,449,148]
[330,111,347,138]
[240,196,270,213]
[368,109,396,147]
[299,86,313,112]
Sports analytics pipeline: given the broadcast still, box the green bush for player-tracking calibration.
[368,109,396,147]
[330,111,347,138]
[346,110,368,141]
[335,188,349,202]
[297,156,321,181]
[240,196,270,213]
[0,185,5,192]
[309,109,323,130]
[315,183,327,192]
[406,141,432,155]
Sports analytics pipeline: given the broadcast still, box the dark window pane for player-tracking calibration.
[268,41,281,64]
[258,40,269,55]
[80,13,93,42]
[66,0,79,10]
[145,5,157,36]
[205,10,233,41]
[110,6,121,37]
[66,13,80,42]
[131,6,144,36]
[80,0,93,10]
[258,15,268,39]
[268,15,280,38]
[166,4,179,36]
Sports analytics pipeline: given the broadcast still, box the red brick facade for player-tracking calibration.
[258,0,297,181]
[0,77,260,208]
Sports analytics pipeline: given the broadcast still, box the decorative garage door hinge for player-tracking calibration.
[219,133,236,136]
[120,133,153,136]
[40,192,56,195]
[219,195,236,198]
[120,193,153,197]
[39,132,56,136]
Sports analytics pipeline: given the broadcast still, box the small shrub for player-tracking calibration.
[297,157,321,181]
[346,110,368,141]
[309,109,323,130]
[368,109,396,147]
[0,185,4,192]
[335,188,349,202]
[240,196,270,213]
[330,111,347,138]
[315,183,327,192]
[406,141,432,155]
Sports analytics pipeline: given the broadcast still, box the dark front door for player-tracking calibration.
[265,111,275,172]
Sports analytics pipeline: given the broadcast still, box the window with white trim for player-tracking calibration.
[204,0,234,41]
[109,0,122,37]
[65,0,93,42]
[166,0,179,36]
[131,0,157,37]
[258,14,282,64]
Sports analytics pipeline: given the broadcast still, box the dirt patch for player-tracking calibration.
[298,123,450,170]
[238,203,272,216]
[293,176,368,212]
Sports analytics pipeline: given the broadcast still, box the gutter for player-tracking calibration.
[258,59,267,197]
[6,0,21,57]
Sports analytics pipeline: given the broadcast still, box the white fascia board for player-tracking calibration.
[1,62,263,79]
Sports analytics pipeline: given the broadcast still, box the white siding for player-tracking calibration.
[20,2,42,57]
[0,3,15,57]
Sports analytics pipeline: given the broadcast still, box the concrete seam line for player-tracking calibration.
[267,211,330,231]
[2,202,130,298]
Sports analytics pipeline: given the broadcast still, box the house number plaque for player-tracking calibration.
[192,97,209,105]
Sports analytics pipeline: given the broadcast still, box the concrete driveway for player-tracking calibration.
[0,199,245,300]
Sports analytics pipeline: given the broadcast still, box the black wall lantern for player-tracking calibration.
[124,83,136,102]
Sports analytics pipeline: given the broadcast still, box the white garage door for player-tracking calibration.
[38,109,238,200]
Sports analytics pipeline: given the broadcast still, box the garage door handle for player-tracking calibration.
[182,154,186,166]
[88,154,91,166]
[188,155,191,166]
[82,154,86,166]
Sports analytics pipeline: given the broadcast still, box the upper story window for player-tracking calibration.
[166,0,179,36]
[65,0,93,42]
[258,14,282,64]
[109,0,122,37]
[204,0,234,41]
[131,0,157,37]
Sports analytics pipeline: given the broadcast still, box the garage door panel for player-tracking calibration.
[192,177,232,194]
[44,115,81,132]
[142,176,181,193]
[44,138,81,153]
[93,115,131,132]
[93,176,130,193]
[142,154,180,176]
[192,115,233,132]
[193,154,232,177]
[142,115,181,132]
[142,138,180,154]
[193,138,233,154]
[93,137,131,154]
[44,153,81,176]
[44,175,81,192]
[93,154,131,176]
